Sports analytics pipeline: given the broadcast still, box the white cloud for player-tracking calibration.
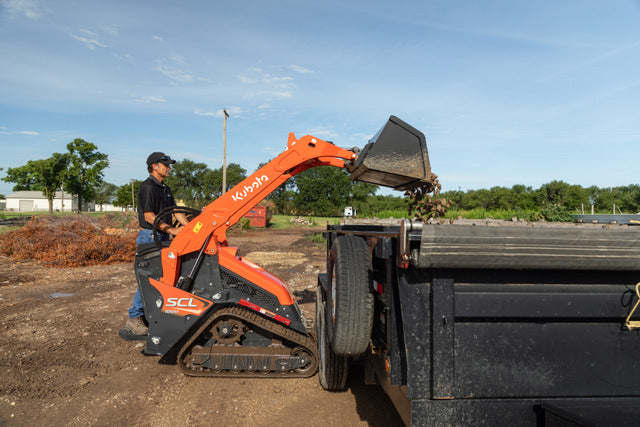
[266,75,293,88]
[157,65,194,82]
[250,90,292,99]
[69,33,107,50]
[193,109,217,117]
[238,75,257,84]
[133,95,166,104]
[238,68,295,89]
[0,128,39,136]
[154,57,197,83]
[237,67,298,101]
[287,64,314,74]
[102,25,120,37]
[307,128,339,140]
[3,0,45,19]
[194,106,242,118]
[152,35,164,42]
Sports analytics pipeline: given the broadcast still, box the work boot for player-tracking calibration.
[125,316,148,336]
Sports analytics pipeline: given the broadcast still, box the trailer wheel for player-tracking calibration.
[316,286,349,391]
[327,234,373,356]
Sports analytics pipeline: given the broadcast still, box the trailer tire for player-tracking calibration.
[327,234,373,356]
[316,286,349,391]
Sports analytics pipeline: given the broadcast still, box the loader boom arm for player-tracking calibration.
[159,133,357,287]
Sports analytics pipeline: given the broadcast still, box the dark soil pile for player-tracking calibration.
[0,215,137,267]
[405,172,451,221]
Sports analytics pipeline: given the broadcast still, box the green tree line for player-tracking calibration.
[5,141,639,219]
[440,181,640,215]
[2,138,108,213]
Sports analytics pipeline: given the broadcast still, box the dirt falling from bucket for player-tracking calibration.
[405,172,451,222]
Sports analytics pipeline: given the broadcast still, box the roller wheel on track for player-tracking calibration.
[316,285,349,391]
[326,234,373,357]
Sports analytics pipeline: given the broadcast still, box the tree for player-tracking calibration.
[164,160,247,208]
[2,153,69,214]
[164,159,210,207]
[510,184,537,210]
[115,180,140,209]
[355,194,408,217]
[203,163,248,199]
[292,167,362,216]
[3,164,41,191]
[266,180,296,214]
[537,181,588,212]
[114,180,141,209]
[94,182,118,211]
[65,139,109,212]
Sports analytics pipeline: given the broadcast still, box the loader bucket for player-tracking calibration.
[348,115,432,191]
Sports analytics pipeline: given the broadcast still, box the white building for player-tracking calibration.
[4,191,96,212]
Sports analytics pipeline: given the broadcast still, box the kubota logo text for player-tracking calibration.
[231,175,269,202]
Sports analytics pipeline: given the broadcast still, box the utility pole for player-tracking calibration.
[222,109,230,194]
[130,180,135,212]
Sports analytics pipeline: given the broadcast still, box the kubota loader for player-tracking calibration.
[123,116,431,378]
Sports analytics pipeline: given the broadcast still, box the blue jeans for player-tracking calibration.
[128,229,169,319]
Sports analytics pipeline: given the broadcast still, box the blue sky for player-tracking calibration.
[1,0,640,197]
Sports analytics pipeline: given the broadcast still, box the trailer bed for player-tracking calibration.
[321,219,640,426]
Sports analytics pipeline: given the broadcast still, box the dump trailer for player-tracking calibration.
[313,116,640,425]
[316,220,640,426]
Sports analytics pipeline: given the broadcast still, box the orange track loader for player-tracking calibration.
[122,116,431,377]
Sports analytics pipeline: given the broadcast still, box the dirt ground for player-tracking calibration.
[0,226,404,426]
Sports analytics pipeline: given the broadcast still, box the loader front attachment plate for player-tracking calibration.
[348,115,432,191]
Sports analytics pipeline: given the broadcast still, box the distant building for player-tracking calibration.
[95,203,123,212]
[4,191,96,212]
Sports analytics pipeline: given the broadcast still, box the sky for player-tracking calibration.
[1,0,640,198]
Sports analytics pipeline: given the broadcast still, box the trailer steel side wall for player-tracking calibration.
[323,223,640,426]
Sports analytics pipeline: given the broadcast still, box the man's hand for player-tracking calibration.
[167,225,182,236]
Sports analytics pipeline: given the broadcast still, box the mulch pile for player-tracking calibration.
[0,215,137,267]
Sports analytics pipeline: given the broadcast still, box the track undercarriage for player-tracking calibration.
[177,306,318,378]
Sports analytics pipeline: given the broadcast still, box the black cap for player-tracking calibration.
[146,152,176,165]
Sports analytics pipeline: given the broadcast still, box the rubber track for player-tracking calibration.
[177,306,319,378]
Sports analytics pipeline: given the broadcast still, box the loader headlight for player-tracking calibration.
[156,298,163,308]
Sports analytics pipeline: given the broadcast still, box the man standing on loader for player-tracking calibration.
[122,152,188,337]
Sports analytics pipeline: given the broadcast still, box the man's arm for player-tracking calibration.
[174,212,189,227]
[143,211,182,236]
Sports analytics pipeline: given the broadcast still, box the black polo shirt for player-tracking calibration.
[138,175,176,229]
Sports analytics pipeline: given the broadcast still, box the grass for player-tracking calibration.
[0,210,127,219]
[269,215,341,229]
[444,208,540,220]
[305,232,327,245]
[0,211,42,219]
[361,209,409,219]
